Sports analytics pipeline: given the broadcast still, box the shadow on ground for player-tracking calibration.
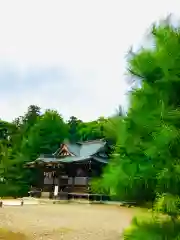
[0,228,27,240]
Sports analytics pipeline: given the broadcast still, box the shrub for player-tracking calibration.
[123,215,180,240]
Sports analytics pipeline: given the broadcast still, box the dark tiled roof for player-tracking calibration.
[66,140,105,157]
[28,139,108,165]
[36,156,91,163]
[92,156,108,164]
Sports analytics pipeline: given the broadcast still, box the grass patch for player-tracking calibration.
[0,228,27,240]
[123,215,180,239]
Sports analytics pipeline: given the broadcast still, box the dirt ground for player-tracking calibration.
[0,203,136,240]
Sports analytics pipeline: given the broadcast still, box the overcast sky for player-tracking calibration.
[0,0,179,122]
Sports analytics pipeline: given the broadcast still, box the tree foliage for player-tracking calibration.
[99,18,180,239]
[0,102,117,197]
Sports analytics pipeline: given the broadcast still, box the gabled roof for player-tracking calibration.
[64,140,106,158]
[26,139,108,167]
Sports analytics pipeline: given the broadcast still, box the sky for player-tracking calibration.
[0,0,179,122]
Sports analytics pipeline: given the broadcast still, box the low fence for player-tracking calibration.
[28,190,111,202]
[67,193,110,202]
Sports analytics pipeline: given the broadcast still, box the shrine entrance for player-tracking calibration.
[26,140,109,199]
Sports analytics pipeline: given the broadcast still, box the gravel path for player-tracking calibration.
[0,203,135,239]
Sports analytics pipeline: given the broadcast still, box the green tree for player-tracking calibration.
[20,105,41,137]
[0,121,29,197]
[78,118,107,141]
[109,18,180,239]
[68,116,82,142]
[22,110,68,160]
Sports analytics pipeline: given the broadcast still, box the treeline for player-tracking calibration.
[0,104,122,196]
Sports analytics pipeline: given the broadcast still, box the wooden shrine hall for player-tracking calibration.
[26,139,109,199]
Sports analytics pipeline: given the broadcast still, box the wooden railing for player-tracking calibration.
[43,176,91,186]
[68,177,91,186]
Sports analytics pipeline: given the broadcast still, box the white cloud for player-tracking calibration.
[0,0,179,121]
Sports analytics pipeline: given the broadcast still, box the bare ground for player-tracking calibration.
[0,203,136,240]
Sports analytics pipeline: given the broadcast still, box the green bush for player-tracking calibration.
[90,177,110,195]
[155,193,180,219]
[0,183,29,198]
[123,215,180,240]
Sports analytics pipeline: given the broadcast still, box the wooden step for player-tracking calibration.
[41,192,50,198]
[72,186,89,193]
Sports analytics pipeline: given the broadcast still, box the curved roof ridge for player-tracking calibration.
[76,139,105,145]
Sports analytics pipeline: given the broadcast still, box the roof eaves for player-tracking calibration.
[77,139,105,145]
[92,156,108,164]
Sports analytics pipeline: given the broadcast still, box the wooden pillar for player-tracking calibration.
[57,165,61,192]
[52,168,55,187]
[72,177,75,192]
[85,161,88,193]
[52,165,57,198]
[86,175,89,192]
[89,160,92,176]
[88,159,92,193]
[70,163,74,193]
[41,167,44,191]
